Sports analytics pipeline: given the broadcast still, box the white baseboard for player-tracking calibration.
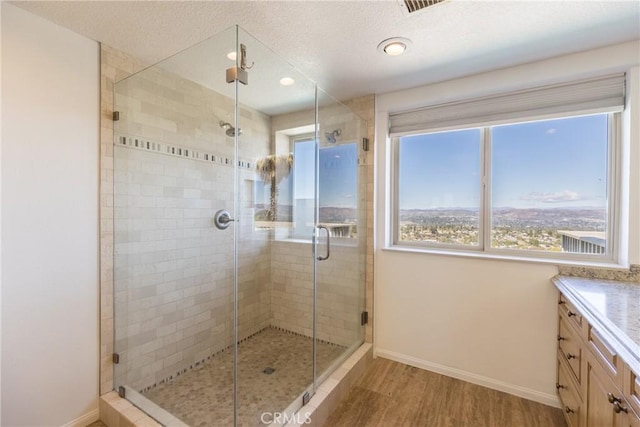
[61,408,99,427]
[375,348,561,408]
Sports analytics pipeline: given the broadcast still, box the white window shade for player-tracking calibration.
[389,74,626,136]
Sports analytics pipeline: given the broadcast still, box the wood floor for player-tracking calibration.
[88,358,565,427]
[324,357,567,427]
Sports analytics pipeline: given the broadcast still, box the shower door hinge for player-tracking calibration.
[112,111,120,121]
[226,44,252,85]
[361,311,369,325]
[118,386,126,399]
[226,67,248,85]
[112,353,120,364]
[362,137,370,152]
[302,391,311,406]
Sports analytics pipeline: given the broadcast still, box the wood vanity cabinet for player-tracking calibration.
[624,366,640,427]
[557,293,640,427]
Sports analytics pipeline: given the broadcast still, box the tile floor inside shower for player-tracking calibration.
[140,327,345,427]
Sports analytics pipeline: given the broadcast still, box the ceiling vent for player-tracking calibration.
[398,0,447,16]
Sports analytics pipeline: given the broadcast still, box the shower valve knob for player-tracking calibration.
[214,210,235,230]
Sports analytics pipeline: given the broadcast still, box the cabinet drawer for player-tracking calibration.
[587,325,622,387]
[559,315,583,386]
[559,294,584,333]
[558,354,583,427]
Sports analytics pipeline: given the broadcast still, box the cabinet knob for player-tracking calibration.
[607,393,621,404]
[566,353,577,360]
[558,300,566,305]
[557,335,566,341]
[565,406,574,414]
[613,402,628,414]
[556,382,564,390]
[567,311,577,317]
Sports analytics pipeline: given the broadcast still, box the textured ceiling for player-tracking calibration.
[12,0,640,108]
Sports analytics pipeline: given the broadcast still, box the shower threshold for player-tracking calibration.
[129,327,346,426]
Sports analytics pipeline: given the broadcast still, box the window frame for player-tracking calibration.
[390,111,621,263]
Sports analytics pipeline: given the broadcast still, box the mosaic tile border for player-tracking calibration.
[270,325,345,348]
[138,326,345,394]
[115,134,253,169]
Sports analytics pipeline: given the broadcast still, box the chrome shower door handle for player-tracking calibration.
[317,225,330,261]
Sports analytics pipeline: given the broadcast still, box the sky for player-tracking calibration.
[293,141,358,208]
[398,114,609,210]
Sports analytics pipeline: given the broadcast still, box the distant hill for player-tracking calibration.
[399,207,605,230]
[254,204,357,223]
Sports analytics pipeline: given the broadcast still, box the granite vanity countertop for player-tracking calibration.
[553,275,640,375]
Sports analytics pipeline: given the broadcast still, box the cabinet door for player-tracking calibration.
[627,367,640,418]
[622,413,640,427]
[588,358,624,427]
[619,408,640,427]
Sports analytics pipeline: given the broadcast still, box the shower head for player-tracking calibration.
[219,121,242,137]
[325,128,342,144]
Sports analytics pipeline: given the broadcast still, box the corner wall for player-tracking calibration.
[100,43,147,396]
[374,40,640,407]
[1,3,100,425]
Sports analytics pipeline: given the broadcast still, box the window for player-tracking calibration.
[389,74,625,260]
[289,137,359,239]
[256,135,358,239]
[397,129,482,247]
[491,115,609,254]
[393,112,617,259]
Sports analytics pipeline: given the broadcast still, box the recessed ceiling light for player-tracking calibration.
[384,42,406,56]
[377,37,412,56]
[280,77,295,86]
[227,51,237,61]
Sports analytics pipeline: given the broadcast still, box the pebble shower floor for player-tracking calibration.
[142,327,345,426]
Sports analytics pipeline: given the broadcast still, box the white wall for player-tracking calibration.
[374,41,640,407]
[0,3,4,424]
[1,3,100,426]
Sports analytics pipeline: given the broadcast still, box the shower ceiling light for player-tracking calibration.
[280,77,295,86]
[227,51,237,61]
[377,37,412,56]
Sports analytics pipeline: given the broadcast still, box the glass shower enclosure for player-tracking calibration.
[112,25,367,426]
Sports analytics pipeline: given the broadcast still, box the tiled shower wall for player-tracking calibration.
[99,44,375,395]
[112,61,272,391]
[271,241,365,347]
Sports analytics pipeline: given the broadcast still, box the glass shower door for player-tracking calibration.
[235,27,318,426]
[315,90,367,383]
